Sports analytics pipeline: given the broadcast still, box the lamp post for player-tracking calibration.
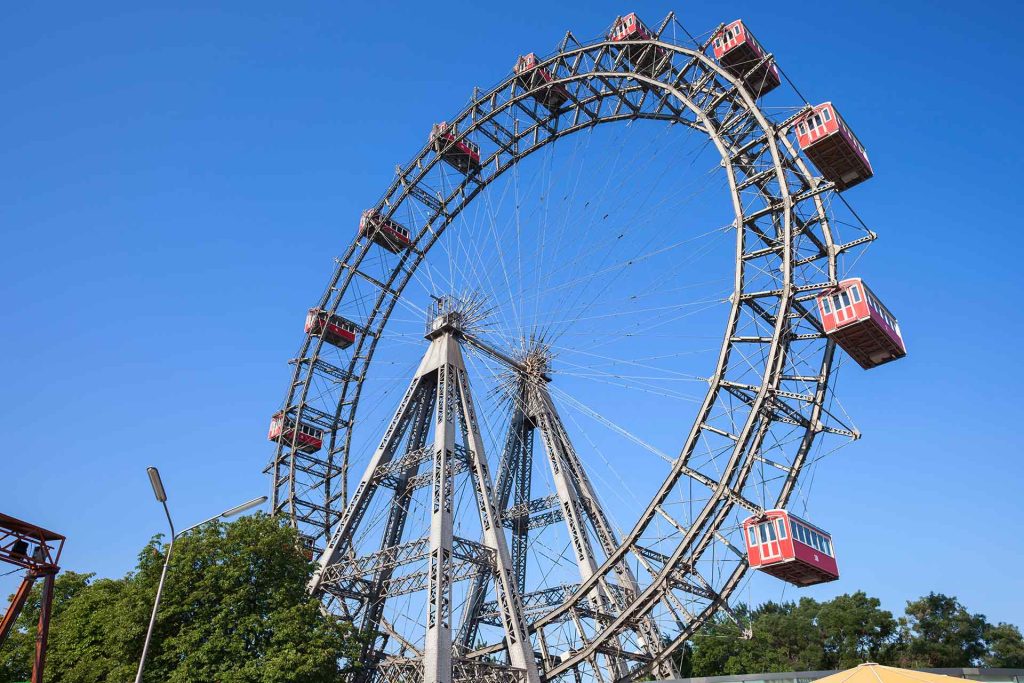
[134,467,266,683]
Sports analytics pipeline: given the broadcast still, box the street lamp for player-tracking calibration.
[134,467,267,683]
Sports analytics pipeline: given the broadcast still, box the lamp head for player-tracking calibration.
[147,467,167,503]
[221,496,268,518]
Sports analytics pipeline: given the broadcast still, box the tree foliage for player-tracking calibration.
[680,591,1024,677]
[1,570,95,682]
[1,514,360,683]
[984,623,1024,668]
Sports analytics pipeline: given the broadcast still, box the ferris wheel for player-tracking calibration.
[265,11,906,683]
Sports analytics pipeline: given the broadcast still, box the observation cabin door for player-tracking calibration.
[758,520,782,561]
[832,289,857,327]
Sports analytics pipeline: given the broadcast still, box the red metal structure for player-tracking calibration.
[305,308,359,349]
[268,412,324,453]
[430,122,482,174]
[816,278,906,369]
[608,13,670,78]
[743,509,838,586]
[0,513,65,683]
[796,103,873,190]
[360,209,412,254]
[712,20,780,97]
[514,53,570,112]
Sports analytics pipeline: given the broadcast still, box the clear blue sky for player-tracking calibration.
[2,0,1022,629]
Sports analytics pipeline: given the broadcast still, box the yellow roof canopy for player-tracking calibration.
[815,664,971,683]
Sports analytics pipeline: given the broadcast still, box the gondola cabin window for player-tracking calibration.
[359,210,412,254]
[267,412,324,454]
[305,309,359,349]
[713,23,745,52]
[791,520,833,557]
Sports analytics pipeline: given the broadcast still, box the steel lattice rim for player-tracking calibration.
[269,14,868,681]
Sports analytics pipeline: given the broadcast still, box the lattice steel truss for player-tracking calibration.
[309,311,539,683]
[267,11,874,683]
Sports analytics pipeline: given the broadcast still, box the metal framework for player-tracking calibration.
[0,513,65,683]
[266,11,874,683]
[310,307,539,683]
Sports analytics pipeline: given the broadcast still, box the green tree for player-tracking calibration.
[1,514,361,683]
[690,593,902,675]
[757,599,827,671]
[689,609,756,676]
[815,592,899,668]
[984,622,1024,668]
[0,570,94,682]
[670,641,694,679]
[690,601,822,675]
[47,574,137,682]
[900,593,988,667]
[685,590,1024,677]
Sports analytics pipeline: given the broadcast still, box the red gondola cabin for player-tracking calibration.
[744,509,838,587]
[430,122,482,174]
[796,103,873,191]
[514,53,570,112]
[268,412,324,453]
[305,309,359,349]
[360,209,411,254]
[712,20,780,97]
[608,13,670,79]
[816,278,906,369]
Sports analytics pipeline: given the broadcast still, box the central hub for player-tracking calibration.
[424,293,488,340]
[520,344,552,380]
[426,309,466,339]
